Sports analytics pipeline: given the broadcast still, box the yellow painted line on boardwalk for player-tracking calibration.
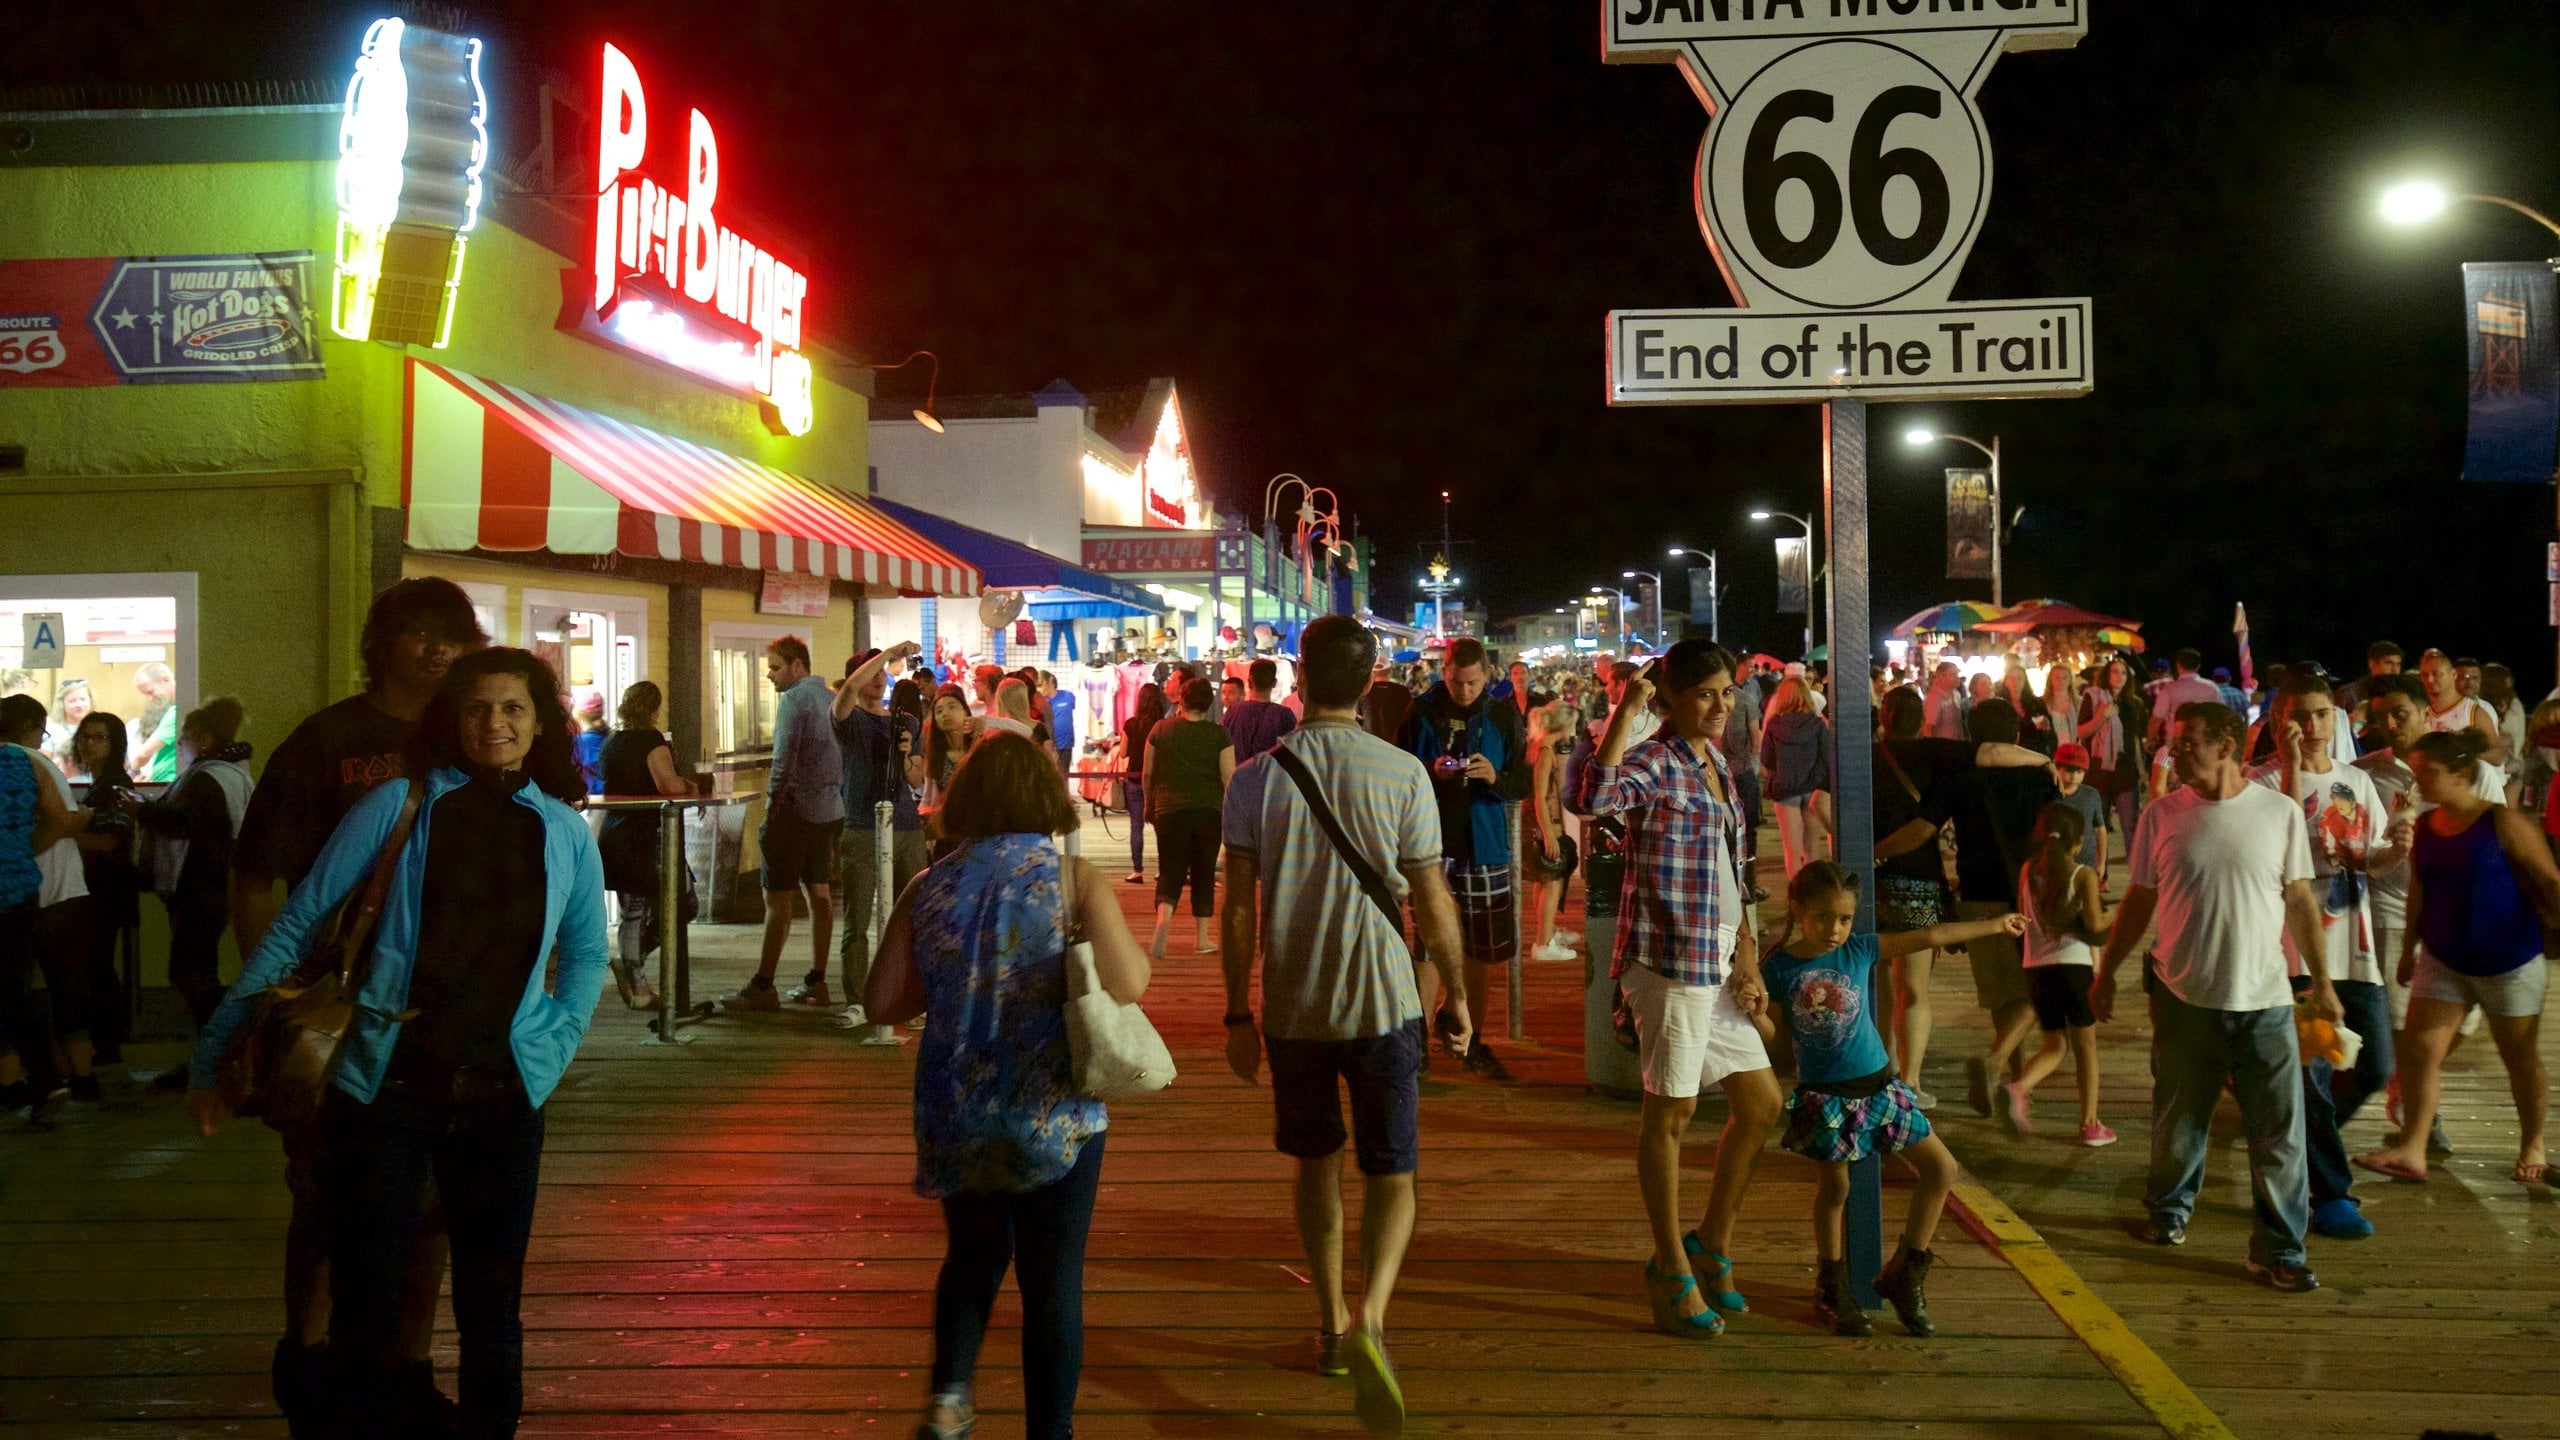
[1946,1177,2238,1440]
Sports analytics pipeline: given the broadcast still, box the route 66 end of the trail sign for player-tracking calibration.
[1601,0,2093,406]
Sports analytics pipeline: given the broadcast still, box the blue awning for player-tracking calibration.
[870,497,1161,620]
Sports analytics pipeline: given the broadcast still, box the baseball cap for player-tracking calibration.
[2053,742,2091,770]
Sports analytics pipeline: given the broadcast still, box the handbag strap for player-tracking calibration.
[332,776,429,988]
[1269,742,1406,942]
[1056,842,1086,945]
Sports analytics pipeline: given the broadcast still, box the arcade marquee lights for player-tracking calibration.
[332,17,489,347]
[582,42,815,436]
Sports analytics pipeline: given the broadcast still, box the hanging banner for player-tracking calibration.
[0,252,324,386]
[1775,538,1810,613]
[1687,566,1713,625]
[1946,467,1994,580]
[2463,262,2560,484]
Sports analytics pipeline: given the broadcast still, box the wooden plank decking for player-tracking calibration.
[1,809,2551,1438]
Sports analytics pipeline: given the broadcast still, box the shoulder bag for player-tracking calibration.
[217,776,427,1133]
[1059,849,1176,1099]
[1268,741,1410,956]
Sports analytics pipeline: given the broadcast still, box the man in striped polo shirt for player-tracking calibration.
[1223,615,1468,1433]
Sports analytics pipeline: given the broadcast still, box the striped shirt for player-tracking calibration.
[1223,717,1439,1041]
[1572,729,1750,987]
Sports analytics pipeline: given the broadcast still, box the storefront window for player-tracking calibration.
[709,623,797,757]
[521,588,647,718]
[0,576,195,786]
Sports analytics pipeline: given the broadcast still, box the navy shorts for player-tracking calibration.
[1265,1019,1426,1176]
[759,809,842,893]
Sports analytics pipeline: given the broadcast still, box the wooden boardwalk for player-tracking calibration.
[1,811,2551,1438]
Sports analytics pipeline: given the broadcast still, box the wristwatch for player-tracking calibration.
[1222,1012,1255,1027]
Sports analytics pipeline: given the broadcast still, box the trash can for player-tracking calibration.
[1583,951,1642,1100]
[1582,847,1625,918]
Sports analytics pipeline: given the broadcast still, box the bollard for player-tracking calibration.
[1507,800,1525,1040]
[650,799,688,1045]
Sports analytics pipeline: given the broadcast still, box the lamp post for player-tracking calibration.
[1667,545,1720,643]
[1264,473,1354,618]
[1622,570,1665,648]
[2377,180,2560,692]
[1903,428,2005,606]
[1422,557,1462,640]
[1590,584,1632,654]
[1748,510,1821,660]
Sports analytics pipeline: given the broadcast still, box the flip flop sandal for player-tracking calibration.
[2352,1154,2428,1183]
[2515,1157,2551,1185]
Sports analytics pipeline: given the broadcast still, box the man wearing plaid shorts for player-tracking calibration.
[1398,637,1532,1079]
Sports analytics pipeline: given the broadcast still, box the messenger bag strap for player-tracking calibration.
[1269,742,1407,943]
[336,776,429,992]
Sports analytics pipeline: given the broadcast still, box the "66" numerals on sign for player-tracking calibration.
[0,325,67,374]
[1702,40,1987,312]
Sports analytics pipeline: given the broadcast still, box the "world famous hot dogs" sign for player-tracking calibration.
[0,251,324,387]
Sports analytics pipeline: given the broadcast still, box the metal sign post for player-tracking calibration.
[1601,3,2091,1310]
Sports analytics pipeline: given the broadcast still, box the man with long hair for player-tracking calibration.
[225,575,488,1437]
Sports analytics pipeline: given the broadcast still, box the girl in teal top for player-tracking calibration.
[1763,861,2021,1338]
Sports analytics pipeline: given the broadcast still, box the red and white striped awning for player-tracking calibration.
[402,358,979,597]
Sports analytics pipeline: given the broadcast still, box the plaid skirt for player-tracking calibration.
[1445,860,1518,963]
[1781,1076,1933,1163]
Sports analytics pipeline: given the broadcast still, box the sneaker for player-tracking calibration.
[719,979,782,1013]
[2245,1258,2320,1293]
[2000,1080,2034,1136]
[2136,1215,2187,1247]
[2078,1122,2119,1147]
[1123,872,1145,885]
[1965,1057,1994,1117]
[1556,929,1583,947]
[1462,1041,1513,1082]
[1316,1330,1350,1377]
[1343,1326,1404,1434]
[918,1388,975,1440]
[1906,1086,1941,1110]
[2309,1198,2373,1241]
[830,1004,871,1030]
[783,979,833,1007]
[1531,939,1577,962]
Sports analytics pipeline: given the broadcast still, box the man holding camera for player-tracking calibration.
[1397,638,1532,1077]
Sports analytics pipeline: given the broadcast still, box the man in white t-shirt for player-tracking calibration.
[2095,699,2340,1292]
[2248,673,2403,1241]
[2418,648,2506,765]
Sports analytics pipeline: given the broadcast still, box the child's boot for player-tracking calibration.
[1814,1258,1872,1336]
[1875,1243,1938,1336]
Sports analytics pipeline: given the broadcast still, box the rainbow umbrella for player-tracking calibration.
[1888,600,2008,638]
[2095,627,2146,653]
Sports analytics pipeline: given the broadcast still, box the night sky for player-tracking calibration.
[17,4,2560,684]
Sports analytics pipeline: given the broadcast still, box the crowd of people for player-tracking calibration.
[3,578,2554,1435]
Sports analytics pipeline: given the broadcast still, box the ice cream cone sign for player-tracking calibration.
[2233,603,2254,694]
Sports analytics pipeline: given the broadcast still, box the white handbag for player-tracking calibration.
[1059,852,1176,1098]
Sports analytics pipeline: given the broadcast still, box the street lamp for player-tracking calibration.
[1622,569,1667,648]
[1904,427,2009,606]
[1750,509,1820,661]
[1421,557,1463,640]
[2378,179,2560,688]
[1590,583,1633,655]
[1666,545,1722,643]
[1263,473,1354,619]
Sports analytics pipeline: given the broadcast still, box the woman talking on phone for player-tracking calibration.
[188,648,610,1438]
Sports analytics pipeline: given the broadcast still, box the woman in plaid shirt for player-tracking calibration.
[1573,641,1780,1339]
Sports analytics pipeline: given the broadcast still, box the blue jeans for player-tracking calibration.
[1122,780,1146,872]
[321,1077,546,1438]
[2304,979,2395,1206]
[934,1132,1106,1440]
[2144,988,2310,1266]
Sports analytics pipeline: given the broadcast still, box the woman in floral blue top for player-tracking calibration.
[867,731,1151,1440]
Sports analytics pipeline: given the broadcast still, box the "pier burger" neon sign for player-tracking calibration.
[574,42,814,435]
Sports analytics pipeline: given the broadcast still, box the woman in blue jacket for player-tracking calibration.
[189,648,609,1440]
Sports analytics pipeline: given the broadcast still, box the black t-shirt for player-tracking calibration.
[387,768,546,1091]
[1876,738,1981,882]
[232,694,414,886]
[832,709,922,831]
[1950,767,2059,902]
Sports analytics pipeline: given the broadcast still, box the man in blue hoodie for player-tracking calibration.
[1398,638,1533,1078]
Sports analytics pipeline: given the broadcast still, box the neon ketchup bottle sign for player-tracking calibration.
[585,42,813,434]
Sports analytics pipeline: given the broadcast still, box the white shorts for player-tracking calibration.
[1620,963,1772,1100]
[2410,952,2548,1020]
[2381,924,2486,1035]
